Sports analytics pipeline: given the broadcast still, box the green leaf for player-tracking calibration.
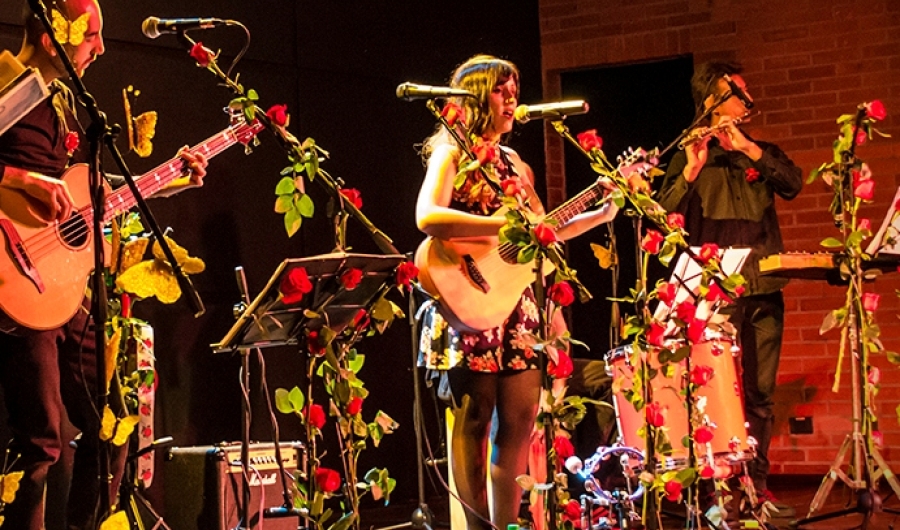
[284,208,302,237]
[243,105,256,123]
[274,388,294,414]
[274,195,293,214]
[275,176,297,195]
[329,512,357,530]
[247,89,259,101]
[288,386,305,412]
[887,351,900,364]
[370,297,394,321]
[348,353,365,374]
[517,245,537,264]
[297,193,315,218]
[820,237,844,249]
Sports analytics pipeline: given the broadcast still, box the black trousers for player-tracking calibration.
[722,291,785,490]
[0,305,126,530]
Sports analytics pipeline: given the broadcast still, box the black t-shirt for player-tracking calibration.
[0,81,83,179]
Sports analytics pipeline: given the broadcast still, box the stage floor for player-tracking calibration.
[360,475,900,530]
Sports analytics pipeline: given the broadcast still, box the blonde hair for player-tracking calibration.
[421,54,519,160]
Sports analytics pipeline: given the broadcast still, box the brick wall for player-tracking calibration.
[539,0,900,475]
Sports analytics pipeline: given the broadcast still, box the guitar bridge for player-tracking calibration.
[461,254,489,293]
[0,219,45,293]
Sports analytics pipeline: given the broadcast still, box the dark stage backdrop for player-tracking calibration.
[0,0,543,522]
[559,57,696,357]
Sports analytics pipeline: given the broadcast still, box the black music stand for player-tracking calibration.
[212,252,406,530]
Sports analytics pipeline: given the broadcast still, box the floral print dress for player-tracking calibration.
[417,149,541,373]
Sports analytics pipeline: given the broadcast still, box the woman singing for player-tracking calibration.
[415,54,617,529]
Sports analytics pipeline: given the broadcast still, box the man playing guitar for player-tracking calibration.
[0,1,207,529]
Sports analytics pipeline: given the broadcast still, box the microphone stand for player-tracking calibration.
[27,1,205,524]
[175,32,398,256]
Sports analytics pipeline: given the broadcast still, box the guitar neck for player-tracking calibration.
[100,124,250,223]
[546,181,605,227]
[496,181,604,260]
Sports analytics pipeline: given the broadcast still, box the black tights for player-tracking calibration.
[448,368,541,530]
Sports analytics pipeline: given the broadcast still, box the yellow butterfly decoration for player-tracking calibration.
[590,242,618,270]
[50,9,90,46]
[98,510,130,530]
[0,471,23,504]
[99,406,140,446]
[115,235,206,303]
[123,86,157,158]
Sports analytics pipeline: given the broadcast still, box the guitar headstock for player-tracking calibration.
[229,114,266,145]
[616,146,660,179]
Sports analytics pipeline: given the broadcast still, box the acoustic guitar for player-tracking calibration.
[0,118,263,330]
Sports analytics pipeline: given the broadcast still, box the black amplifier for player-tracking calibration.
[165,442,306,530]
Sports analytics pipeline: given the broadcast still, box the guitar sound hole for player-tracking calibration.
[60,213,89,248]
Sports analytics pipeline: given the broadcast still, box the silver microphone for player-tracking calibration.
[395,83,475,101]
[141,16,228,39]
[514,100,589,123]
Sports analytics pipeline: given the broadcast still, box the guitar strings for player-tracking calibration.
[469,185,606,277]
[16,127,247,268]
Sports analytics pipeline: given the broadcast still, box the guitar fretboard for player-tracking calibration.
[98,122,261,223]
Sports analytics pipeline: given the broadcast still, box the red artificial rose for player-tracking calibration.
[395,261,419,288]
[872,430,884,448]
[641,229,665,254]
[534,222,558,247]
[690,365,714,387]
[472,141,498,166]
[315,467,342,493]
[340,188,363,209]
[189,42,213,67]
[859,218,871,232]
[266,104,289,127]
[562,499,582,522]
[351,308,370,330]
[855,129,868,146]
[553,435,576,463]
[576,129,603,152]
[646,402,665,428]
[500,177,523,197]
[346,396,363,416]
[441,101,465,127]
[548,281,575,307]
[854,179,875,201]
[734,285,746,297]
[307,330,326,357]
[304,403,326,429]
[687,318,707,343]
[745,167,760,183]
[695,426,714,444]
[674,301,697,322]
[862,292,880,313]
[868,366,881,386]
[281,267,313,305]
[666,212,685,230]
[700,465,716,479]
[697,243,720,265]
[647,321,667,347]
[340,268,363,290]
[64,131,80,154]
[656,281,677,305]
[706,282,733,304]
[548,350,574,379]
[865,100,887,121]
[141,426,152,439]
[664,480,683,502]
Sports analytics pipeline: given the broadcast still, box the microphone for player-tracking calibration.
[395,83,475,101]
[722,74,754,110]
[141,16,228,39]
[513,100,589,123]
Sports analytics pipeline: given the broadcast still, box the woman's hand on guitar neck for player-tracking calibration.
[1,166,74,222]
